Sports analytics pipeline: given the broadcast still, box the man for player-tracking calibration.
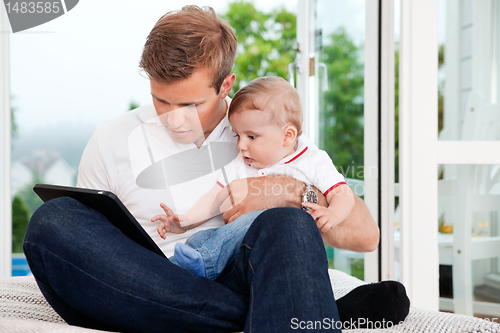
[24,6,408,332]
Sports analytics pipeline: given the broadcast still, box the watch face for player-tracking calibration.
[306,190,318,204]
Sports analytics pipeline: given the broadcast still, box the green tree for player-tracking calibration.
[12,195,30,253]
[11,96,18,151]
[128,100,140,111]
[11,106,17,140]
[438,43,445,134]
[18,167,44,216]
[319,28,364,180]
[222,1,297,95]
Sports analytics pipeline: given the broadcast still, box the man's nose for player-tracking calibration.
[166,108,186,129]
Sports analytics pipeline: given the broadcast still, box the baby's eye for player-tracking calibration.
[233,134,240,139]
[248,135,256,140]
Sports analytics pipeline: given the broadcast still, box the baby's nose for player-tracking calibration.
[237,140,247,150]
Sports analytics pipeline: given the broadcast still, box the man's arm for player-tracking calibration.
[321,195,379,252]
[212,175,379,252]
[77,127,111,190]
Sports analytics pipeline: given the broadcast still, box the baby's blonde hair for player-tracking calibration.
[228,76,303,136]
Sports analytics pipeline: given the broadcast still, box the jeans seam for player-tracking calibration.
[198,245,216,280]
[250,279,254,333]
[25,241,235,325]
[248,255,255,333]
[241,243,252,250]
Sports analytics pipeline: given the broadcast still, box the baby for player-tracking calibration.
[152,76,354,279]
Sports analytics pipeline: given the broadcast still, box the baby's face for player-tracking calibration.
[230,109,289,169]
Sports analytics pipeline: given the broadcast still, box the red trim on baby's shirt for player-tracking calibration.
[323,182,347,196]
[284,147,308,164]
[217,181,225,188]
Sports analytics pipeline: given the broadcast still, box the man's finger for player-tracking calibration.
[219,196,235,214]
[222,204,240,224]
[227,210,244,224]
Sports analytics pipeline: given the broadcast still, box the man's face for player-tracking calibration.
[230,109,291,169]
[150,68,234,146]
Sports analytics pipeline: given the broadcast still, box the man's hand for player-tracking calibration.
[211,176,305,224]
[301,202,340,233]
[151,203,190,237]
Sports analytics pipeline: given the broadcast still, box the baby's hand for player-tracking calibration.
[301,202,338,234]
[151,203,190,238]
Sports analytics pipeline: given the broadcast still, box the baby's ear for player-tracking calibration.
[283,125,298,147]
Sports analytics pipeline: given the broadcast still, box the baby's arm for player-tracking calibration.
[182,184,225,227]
[301,184,355,233]
[152,184,225,238]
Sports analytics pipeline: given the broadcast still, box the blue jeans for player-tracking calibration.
[24,197,341,332]
[170,210,264,280]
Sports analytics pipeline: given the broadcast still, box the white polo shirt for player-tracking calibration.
[77,100,235,257]
[217,135,346,196]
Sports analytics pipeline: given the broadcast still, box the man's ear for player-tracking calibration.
[283,125,298,147]
[219,74,236,99]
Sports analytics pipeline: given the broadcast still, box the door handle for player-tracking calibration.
[318,62,328,92]
[288,62,299,87]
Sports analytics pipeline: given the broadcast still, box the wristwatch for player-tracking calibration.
[302,184,318,211]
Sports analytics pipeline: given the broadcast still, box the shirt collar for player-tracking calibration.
[136,104,158,123]
[198,97,232,146]
[276,135,309,165]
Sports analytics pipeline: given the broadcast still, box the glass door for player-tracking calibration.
[437,0,500,317]
[314,0,367,282]
[295,0,390,282]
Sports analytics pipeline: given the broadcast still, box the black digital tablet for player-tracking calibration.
[33,184,167,259]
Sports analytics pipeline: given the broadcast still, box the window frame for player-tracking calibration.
[1,8,12,278]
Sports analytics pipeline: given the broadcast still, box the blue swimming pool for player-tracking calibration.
[11,254,32,277]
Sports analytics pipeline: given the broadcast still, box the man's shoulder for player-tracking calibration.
[89,104,156,149]
[96,104,155,131]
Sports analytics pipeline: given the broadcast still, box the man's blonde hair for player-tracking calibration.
[139,5,237,93]
[228,76,303,136]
